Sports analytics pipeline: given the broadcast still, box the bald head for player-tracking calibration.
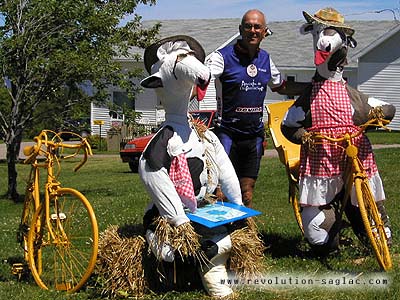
[239,9,268,55]
[241,9,266,27]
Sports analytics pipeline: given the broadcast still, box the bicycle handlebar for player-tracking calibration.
[23,130,92,171]
[303,117,391,145]
[72,138,93,172]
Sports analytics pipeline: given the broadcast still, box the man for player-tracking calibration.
[207,9,307,207]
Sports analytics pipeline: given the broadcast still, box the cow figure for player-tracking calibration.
[282,8,396,255]
[138,35,247,298]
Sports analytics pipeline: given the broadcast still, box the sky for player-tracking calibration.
[135,0,400,21]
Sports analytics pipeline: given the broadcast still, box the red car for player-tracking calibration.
[120,110,217,172]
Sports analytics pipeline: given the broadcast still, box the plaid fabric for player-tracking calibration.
[300,80,378,178]
[169,153,197,213]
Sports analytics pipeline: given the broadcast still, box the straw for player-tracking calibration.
[96,225,148,298]
[152,217,210,267]
[229,218,266,279]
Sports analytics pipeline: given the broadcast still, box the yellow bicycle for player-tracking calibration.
[306,117,392,271]
[12,130,99,292]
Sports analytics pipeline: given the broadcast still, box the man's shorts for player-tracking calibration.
[215,129,264,179]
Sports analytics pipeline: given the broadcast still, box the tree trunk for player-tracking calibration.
[6,130,23,202]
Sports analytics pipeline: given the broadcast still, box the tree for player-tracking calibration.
[0,0,160,201]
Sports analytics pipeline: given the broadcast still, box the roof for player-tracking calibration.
[142,19,241,55]
[127,19,400,69]
[351,22,400,59]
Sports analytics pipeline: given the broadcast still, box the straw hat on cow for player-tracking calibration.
[303,7,355,36]
[143,35,206,74]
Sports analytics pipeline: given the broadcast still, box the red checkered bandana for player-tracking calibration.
[169,153,197,212]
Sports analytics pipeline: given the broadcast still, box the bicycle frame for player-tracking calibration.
[26,131,91,244]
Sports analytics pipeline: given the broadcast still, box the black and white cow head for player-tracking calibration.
[300,7,357,81]
[141,35,210,118]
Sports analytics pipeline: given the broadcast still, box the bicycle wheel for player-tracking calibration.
[18,188,36,255]
[27,187,98,292]
[12,185,38,278]
[289,182,304,234]
[354,178,392,271]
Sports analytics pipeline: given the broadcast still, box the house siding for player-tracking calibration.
[90,103,113,137]
[200,78,218,110]
[358,63,400,130]
[358,32,400,64]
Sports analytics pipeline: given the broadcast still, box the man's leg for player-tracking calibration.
[236,135,263,207]
[239,177,256,207]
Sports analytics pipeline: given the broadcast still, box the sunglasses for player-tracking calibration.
[242,23,273,36]
[243,23,264,31]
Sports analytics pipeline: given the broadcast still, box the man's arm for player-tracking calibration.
[205,51,224,79]
[273,80,311,97]
[268,58,310,96]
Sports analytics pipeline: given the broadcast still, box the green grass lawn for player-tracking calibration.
[365,130,400,144]
[0,148,399,300]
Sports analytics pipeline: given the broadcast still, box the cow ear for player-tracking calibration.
[300,23,314,35]
[141,72,163,88]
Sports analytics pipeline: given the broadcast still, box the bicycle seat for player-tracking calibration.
[266,100,300,181]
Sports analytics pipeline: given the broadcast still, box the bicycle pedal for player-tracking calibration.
[51,212,67,220]
[11,263,27,276]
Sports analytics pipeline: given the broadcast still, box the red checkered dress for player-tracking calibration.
[300,80,378,179]
[169,153,197,213]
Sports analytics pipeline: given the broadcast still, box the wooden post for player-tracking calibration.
[93,120,105,151]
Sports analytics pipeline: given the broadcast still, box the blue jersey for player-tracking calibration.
[216,44,272,135]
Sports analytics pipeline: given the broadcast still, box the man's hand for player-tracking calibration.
[274,80,311,96]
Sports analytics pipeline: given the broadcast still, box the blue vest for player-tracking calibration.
[218,44,272,135]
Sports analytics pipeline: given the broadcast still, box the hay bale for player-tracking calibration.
[96,220,209,297]
[96,225,148,298]
[229,218,266,279]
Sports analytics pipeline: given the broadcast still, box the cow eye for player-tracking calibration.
[176,53,188,61]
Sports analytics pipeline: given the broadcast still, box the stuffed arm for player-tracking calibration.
[281,84,313,144]
[269,58,310,97]
[272,80,312,97]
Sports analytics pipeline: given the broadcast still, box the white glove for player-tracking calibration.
[145,229,175,262]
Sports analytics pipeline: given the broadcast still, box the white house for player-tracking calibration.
[354,24,400,129]
[91,19,400,136]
